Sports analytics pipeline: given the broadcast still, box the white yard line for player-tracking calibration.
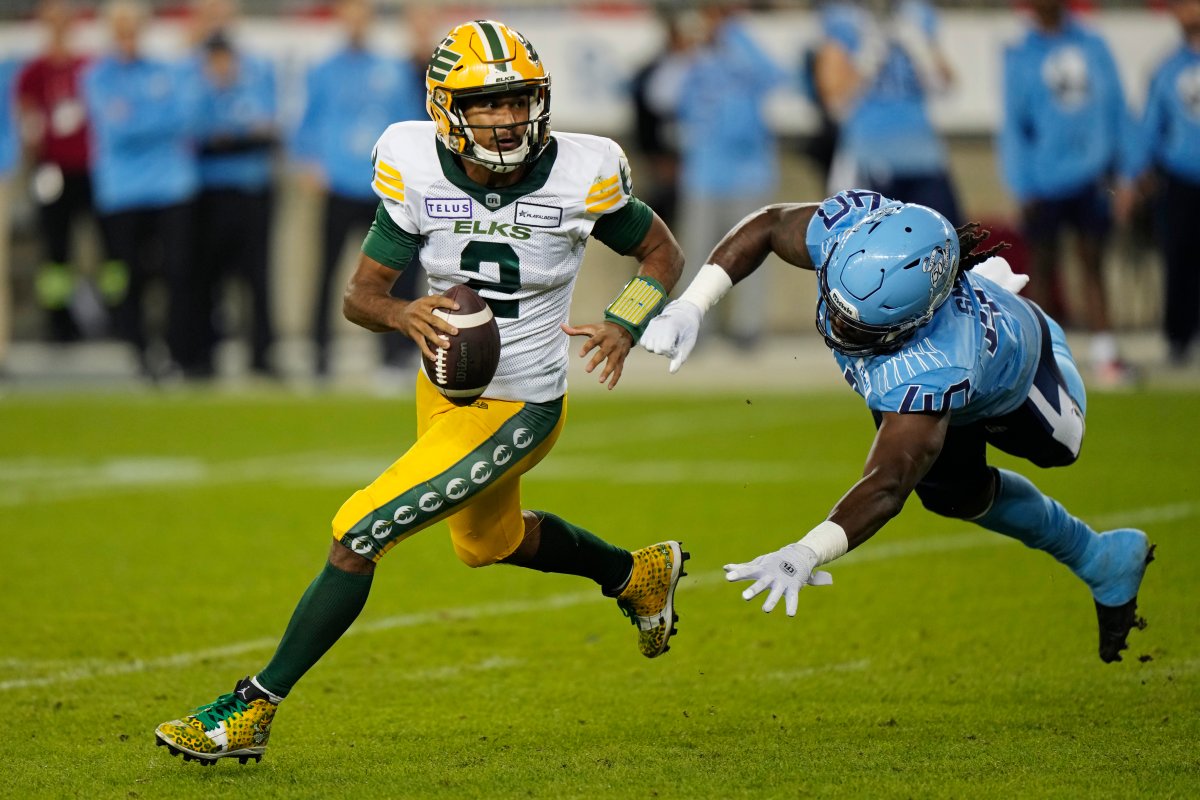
[3,499,1193,693]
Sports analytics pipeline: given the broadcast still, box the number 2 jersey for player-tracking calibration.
[362,120,652,404]
[806,190,1043,425]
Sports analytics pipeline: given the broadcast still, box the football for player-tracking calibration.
[422,284,501,406]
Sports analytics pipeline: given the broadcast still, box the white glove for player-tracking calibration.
[973,255,1029,295]
[639,299,704,374]
[723,543,833,617]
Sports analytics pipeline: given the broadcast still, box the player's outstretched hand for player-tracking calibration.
[723,543,832,617]
[639,299,703,374]
[561,320,634,390]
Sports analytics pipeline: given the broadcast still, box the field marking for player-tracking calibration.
[762,659,872,681]
[3,499,1194,694]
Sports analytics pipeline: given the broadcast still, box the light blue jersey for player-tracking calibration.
[806,191,1042,424]
[290,48,422,200]
[195,52,278,191]
[0,59,19,175]
[82,56,200,213]
[822,0,947,178]
[999,17,1131,202]
[1124,43,1200,184]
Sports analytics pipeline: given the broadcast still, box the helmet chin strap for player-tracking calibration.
[470,139,530,174]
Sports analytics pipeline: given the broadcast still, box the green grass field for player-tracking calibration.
[2,388,1198,799]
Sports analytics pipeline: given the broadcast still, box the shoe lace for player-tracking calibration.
[616,599,640,627]
[192,691,249,729]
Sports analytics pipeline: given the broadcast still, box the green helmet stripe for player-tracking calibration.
[427,45,461,82]
[476,20,509,71]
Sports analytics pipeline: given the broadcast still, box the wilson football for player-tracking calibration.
[422,284,501,406]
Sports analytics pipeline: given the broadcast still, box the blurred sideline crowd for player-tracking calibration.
[0,0,1197,389]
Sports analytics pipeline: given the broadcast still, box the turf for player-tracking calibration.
[1,389,1197,799]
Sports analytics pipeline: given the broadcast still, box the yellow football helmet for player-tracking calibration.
[425,20,551,174]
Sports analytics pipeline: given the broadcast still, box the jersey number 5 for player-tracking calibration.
[461,241,520,319]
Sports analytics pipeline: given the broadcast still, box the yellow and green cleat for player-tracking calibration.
[616,541,689,658]
[154,677,278,765]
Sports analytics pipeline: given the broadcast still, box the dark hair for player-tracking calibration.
[955,221,1011,277]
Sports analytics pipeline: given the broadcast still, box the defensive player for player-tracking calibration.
[642,189,1153,662]
[155,20,687,765]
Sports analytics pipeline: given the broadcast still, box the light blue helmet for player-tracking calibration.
[816,203,959,356]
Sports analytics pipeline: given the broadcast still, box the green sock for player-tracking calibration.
[522,511,633,594]
[255,561,373,698]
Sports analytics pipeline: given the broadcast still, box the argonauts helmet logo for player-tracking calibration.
[446,478,469,500]
[419,491,444,512]
[923,243,952,287]
[470,460,493,484]
[513,428,533,449]
[493,444,512,465]
[371,520,393,539]
[394,505,418,525]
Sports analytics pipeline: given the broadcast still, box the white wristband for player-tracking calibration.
[678,263,733,314]
[796,520,849,566]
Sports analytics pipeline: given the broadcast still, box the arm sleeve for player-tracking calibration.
[592,197,653,255]
[361,202,420,271]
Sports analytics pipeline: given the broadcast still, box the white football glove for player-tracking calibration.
[723,543,833,617]
[639,298,704,374]
[973,255,1029,295]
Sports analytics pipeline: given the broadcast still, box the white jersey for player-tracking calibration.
[371,121,637,403]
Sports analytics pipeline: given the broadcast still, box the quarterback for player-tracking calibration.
[155,20,686,765]
[643,189,1153,662]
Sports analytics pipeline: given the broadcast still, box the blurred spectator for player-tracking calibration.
[192,31,280,378]
[16,0,108,343]
[291,0,425,380]
[82,0,204,379]
[647,5,784,351]
[814,0,961,224]
[629,8,688,230]
[999,0,1134,387]
[0,58,19,372]
[1116,0,1200,368]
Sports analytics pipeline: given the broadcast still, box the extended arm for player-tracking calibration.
[640,203,819,371]
[563,209,685,389]
[724,410,949,616]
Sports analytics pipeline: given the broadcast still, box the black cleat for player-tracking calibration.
[1095,544,1156,663]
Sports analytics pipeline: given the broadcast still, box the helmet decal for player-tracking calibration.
[814,201,960,356]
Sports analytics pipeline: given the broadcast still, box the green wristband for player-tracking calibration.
[604,275,667,341]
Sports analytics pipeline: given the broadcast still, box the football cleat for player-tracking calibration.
[615,541,689,658]
[1074,529,1155,663]
[154,676,278,765]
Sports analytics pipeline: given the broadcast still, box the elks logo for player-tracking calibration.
[371,520,393,539]
[419,491,444,512]
[470,460,493,484]
[493,444,512,466]
[512,428,533,449]
[393,505,418,525]
[350,536,372,555]
[446,478,470,500]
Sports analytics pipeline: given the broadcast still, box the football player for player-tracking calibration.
[642,189,1153,662]
[155,20,687,765]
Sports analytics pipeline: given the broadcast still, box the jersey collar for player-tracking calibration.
[435,137,558,211]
